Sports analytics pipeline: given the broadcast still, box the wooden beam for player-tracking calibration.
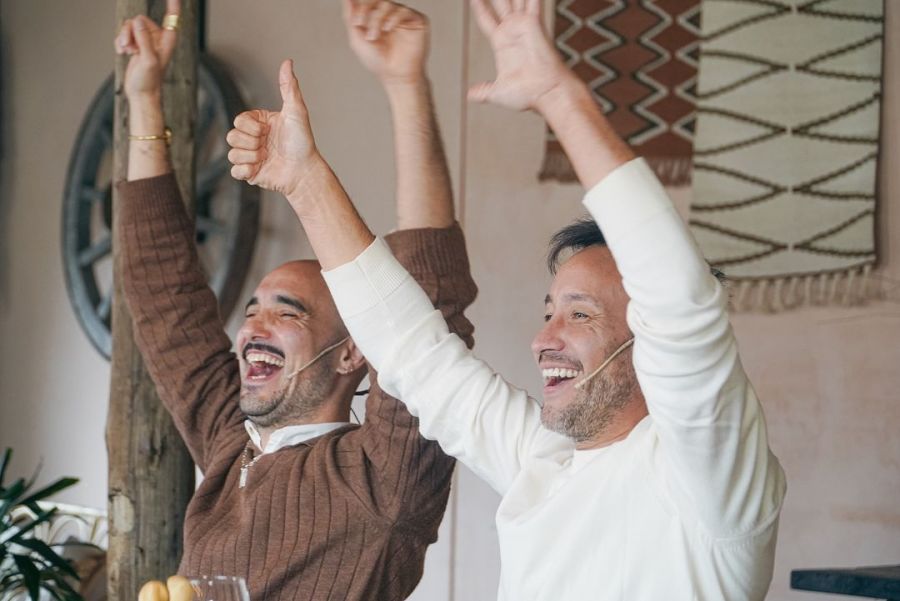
[108,2,199,600]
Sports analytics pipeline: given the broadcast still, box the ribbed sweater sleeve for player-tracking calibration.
[338,223,477,523]
[116,173,245,471]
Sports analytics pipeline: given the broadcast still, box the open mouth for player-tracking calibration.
[541,367,582,390]
[243,345,285,383]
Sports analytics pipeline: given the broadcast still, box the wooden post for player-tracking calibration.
[108,2,198,600]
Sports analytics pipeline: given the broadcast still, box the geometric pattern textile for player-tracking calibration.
[541,0,701,185]
[688,0,884,310]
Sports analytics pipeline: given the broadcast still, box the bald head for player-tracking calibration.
[250,260,347,340]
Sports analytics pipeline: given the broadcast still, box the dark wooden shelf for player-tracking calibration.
[791,565,900,599]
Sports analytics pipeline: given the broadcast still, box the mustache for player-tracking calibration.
[538,351,583,370]
[242,342,285,360]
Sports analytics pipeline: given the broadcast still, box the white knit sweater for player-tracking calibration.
[324,159,786,601]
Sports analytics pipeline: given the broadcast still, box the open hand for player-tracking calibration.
[115,0,180,101]
[343,0,429,85]
[468,0,572,112]
[227,60,320,198]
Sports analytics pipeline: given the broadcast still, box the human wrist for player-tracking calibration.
[383,72,429,99]
[534,72,635,189]
[127,90,163,112]
[534,72,591,124]
[284,153,332,212]
[128,95,165,135]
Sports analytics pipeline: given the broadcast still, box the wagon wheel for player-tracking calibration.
[62,54,259,359]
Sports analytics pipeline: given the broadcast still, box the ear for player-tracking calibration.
[335,338,367,375]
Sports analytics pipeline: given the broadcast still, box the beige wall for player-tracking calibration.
[0,0,117,513]
[1,2,897,600]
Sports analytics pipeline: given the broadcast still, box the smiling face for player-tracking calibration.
[531,245,641,444]
[235,261,349,428]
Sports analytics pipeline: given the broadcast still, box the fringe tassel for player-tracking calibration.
[539,151,578,183]
[539,151,693,187]
[728,264,880,312]
[644,157,693,187]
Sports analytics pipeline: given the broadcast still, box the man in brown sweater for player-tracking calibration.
[114,2,475,600]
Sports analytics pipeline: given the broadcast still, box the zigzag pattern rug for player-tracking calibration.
[688,0,884,310]
[541,0,701,185]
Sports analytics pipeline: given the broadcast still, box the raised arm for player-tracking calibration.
[226,50,562,495]
[118,3,177,180]
[470,0,784,535]
[227,60,373,268]
[342,0,476,357]
[466,0,634,187]
[116,2,244,470]
[343,0,454,229]
[340,0,476,517]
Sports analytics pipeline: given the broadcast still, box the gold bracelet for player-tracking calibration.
[129,128,172,144]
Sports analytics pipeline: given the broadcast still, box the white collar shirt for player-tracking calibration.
[244,420,350,455]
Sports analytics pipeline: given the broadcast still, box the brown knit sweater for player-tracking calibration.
[117,174,477,601]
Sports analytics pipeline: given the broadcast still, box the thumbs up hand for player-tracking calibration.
[226,60,322,199]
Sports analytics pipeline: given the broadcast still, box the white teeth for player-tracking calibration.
[541,368,580,382]
[246,352,285,368]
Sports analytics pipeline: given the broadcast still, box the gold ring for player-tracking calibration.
[162,14,180,31]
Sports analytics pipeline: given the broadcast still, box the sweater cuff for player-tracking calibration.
[582,158,672,245]
[384,222,470,278]
[116,173,186,222]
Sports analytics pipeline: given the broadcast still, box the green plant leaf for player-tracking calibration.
[14,538,80,580]
[12,553,41,601]
[20,478,79,508]
[0,478,28,519]
[36,569,81,600]
[0,572,24,591]
[1,507,58,546]
[0,451,84,601]
[0,448,12,488]
[33,575,80,601]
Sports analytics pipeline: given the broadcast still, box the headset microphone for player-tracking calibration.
[284,336,351,380]
[573,337,634,390]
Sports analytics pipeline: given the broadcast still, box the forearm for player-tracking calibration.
[536,75,635,190]
[385,78,455,229]
[285,155,375,270]
[127,94,172,181]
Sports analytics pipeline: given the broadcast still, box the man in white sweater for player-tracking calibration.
[225,1,787,599]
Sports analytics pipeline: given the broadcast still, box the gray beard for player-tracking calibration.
[239,354,335,428]
[541,352,637,444]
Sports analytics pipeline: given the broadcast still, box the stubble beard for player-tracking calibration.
[239,356,335,428]
[541,354,637,444]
